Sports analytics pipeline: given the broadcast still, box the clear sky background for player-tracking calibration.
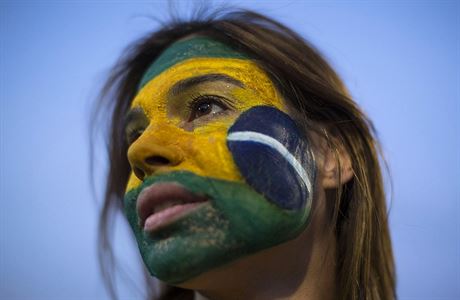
[1,1,459,299]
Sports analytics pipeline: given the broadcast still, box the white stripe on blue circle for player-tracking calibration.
[227,131,312,195]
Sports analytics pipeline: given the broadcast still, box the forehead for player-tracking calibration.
[138,36,249,90]
[132,37,284,111]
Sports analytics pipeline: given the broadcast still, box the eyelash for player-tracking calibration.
[186,94,233,121]
[127,130,140,145]
[125,124,145,146]
[125,112,150,146]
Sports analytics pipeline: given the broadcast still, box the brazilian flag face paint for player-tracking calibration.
[124,37,317,284]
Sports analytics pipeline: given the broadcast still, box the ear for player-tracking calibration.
[317,138,354,189]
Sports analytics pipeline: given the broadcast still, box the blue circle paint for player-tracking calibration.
[227,106,316,210]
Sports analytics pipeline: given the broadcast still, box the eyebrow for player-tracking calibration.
[169,73,245,96]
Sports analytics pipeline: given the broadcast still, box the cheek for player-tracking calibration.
[183,129,243,182]
[126,172,142,192]
[227,106,316,212]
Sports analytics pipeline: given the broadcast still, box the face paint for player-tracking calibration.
[138,37,249,90]
[123,37,317,284]
[227,106,315,211]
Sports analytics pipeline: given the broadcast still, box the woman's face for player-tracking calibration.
[124,37,316,284]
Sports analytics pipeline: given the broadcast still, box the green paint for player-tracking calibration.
[124,171,311,284]
[138,37,249,90]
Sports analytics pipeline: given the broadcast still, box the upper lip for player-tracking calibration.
[136,182,208,227]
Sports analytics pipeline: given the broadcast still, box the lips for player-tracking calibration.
[136,182,208,232]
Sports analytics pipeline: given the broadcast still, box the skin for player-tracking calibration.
[124,38,354,299]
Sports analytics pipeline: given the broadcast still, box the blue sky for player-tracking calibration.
[1,1,459,299]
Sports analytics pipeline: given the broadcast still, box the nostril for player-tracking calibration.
[133,167,145,180]
[145,155,170,166]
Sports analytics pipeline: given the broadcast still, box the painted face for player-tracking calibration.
[123,37,316,284]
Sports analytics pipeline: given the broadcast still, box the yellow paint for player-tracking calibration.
[126,57,287,192]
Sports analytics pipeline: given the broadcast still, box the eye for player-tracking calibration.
[126,126,146,145]
[188,95,229,121]
[124,108,149,145]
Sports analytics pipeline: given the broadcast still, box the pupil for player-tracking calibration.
[198,103,211,114]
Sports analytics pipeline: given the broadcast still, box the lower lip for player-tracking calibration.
[143,202,207,232]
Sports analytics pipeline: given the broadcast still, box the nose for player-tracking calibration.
[127,133,184,181]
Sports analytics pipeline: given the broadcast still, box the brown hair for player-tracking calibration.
[92,9,395,300]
